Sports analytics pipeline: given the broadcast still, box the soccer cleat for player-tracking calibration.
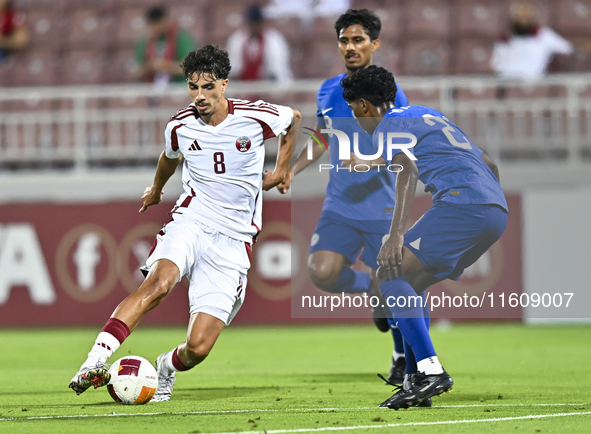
[69,364,111,396]
[387,356,406,384]
[417,397,433,407]
[367,289,389,332]
[152,352,176,402]
[380,370,453,410]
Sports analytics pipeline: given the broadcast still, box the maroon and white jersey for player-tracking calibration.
[164,98,293,242]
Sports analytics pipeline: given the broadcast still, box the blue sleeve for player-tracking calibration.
[316,105,326,128]
[395,86,408,108]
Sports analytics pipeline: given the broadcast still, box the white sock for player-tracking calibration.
[82,332,121,369]
[393,350,405,361]
[161,350,177,374]
[417,356,444,375]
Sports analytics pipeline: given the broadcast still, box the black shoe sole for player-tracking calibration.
[390,388,452,410]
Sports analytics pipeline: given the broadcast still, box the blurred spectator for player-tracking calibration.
[0,0,29,61]
[491,2,572,79]
[133,5,196,85]
[226,4,293,82]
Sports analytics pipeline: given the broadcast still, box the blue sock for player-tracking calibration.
[379,278,436,363]
[326,267,371,293]
[422,293,431,330]
[388,320,405,354]
[404,339,417,374]
[403,293,431,374]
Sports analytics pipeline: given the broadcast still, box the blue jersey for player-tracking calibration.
[374,105,507,211]
[316,73,409,221]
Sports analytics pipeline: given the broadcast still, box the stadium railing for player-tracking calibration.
[1,74,591,171]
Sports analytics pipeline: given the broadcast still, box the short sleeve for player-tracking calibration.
[245,100,293,137]
[542,27,573,55]
[164,121,182,159]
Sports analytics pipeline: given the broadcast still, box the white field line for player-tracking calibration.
[0,403,588,422]
[208,411,591,434]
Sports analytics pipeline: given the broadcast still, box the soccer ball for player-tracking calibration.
[107,356,158,405]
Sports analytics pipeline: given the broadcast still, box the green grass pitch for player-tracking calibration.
[0,323,590,433]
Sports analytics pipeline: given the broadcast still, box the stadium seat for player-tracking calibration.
[371,4,403,42]
[454,84,497,100]
[452,38,494,74]
[59,49,109,85]
[0,56,16,87]
[503,85,550,99]
[401,87,441,106]
[311,16,341,40]
[66,10,115,50]
[114,7,147,48]
[268,17,302,44]
[26,11,68,50]
[287,43,307,79]
[402,39,451,76]
[103,48,137,84]
[452,0,502,38]
[112,0,158,10]
[60,0,113,11]
[208,3,247,47]
[160,93,193,110]
[404,0,451,39]
[551,0,591,36]
[12,50,61,87]
[372,41,403,76]
[547,45,591,73]
[14,0,65,12]
[169,4,207,44]
[303,40,344,78]
[106,96,151,109]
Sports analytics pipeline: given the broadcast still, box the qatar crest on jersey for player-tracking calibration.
[235,136,251,152]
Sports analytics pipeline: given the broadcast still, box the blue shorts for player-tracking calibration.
[309,210,391,269]
[404,201,508,280]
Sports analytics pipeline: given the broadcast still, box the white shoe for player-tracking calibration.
[69,364,111,396]
[152,352,175,402]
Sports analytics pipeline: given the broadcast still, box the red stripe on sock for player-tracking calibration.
[101,318,131,344]
[171,348,192,371]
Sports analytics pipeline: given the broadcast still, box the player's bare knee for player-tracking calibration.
[308,263,340,292]
[141,274,175,305]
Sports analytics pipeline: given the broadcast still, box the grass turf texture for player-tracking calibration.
[0,323,590,433]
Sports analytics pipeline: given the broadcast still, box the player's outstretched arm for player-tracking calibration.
[377,153,418,278]
[139,151,182,213]
[264,109,302,191]
[481,151,500,181]
[277,123,327,194]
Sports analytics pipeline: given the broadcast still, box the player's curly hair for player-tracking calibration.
[334,9,381,41]
[341,65,397,107]
[180,45,232,81]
